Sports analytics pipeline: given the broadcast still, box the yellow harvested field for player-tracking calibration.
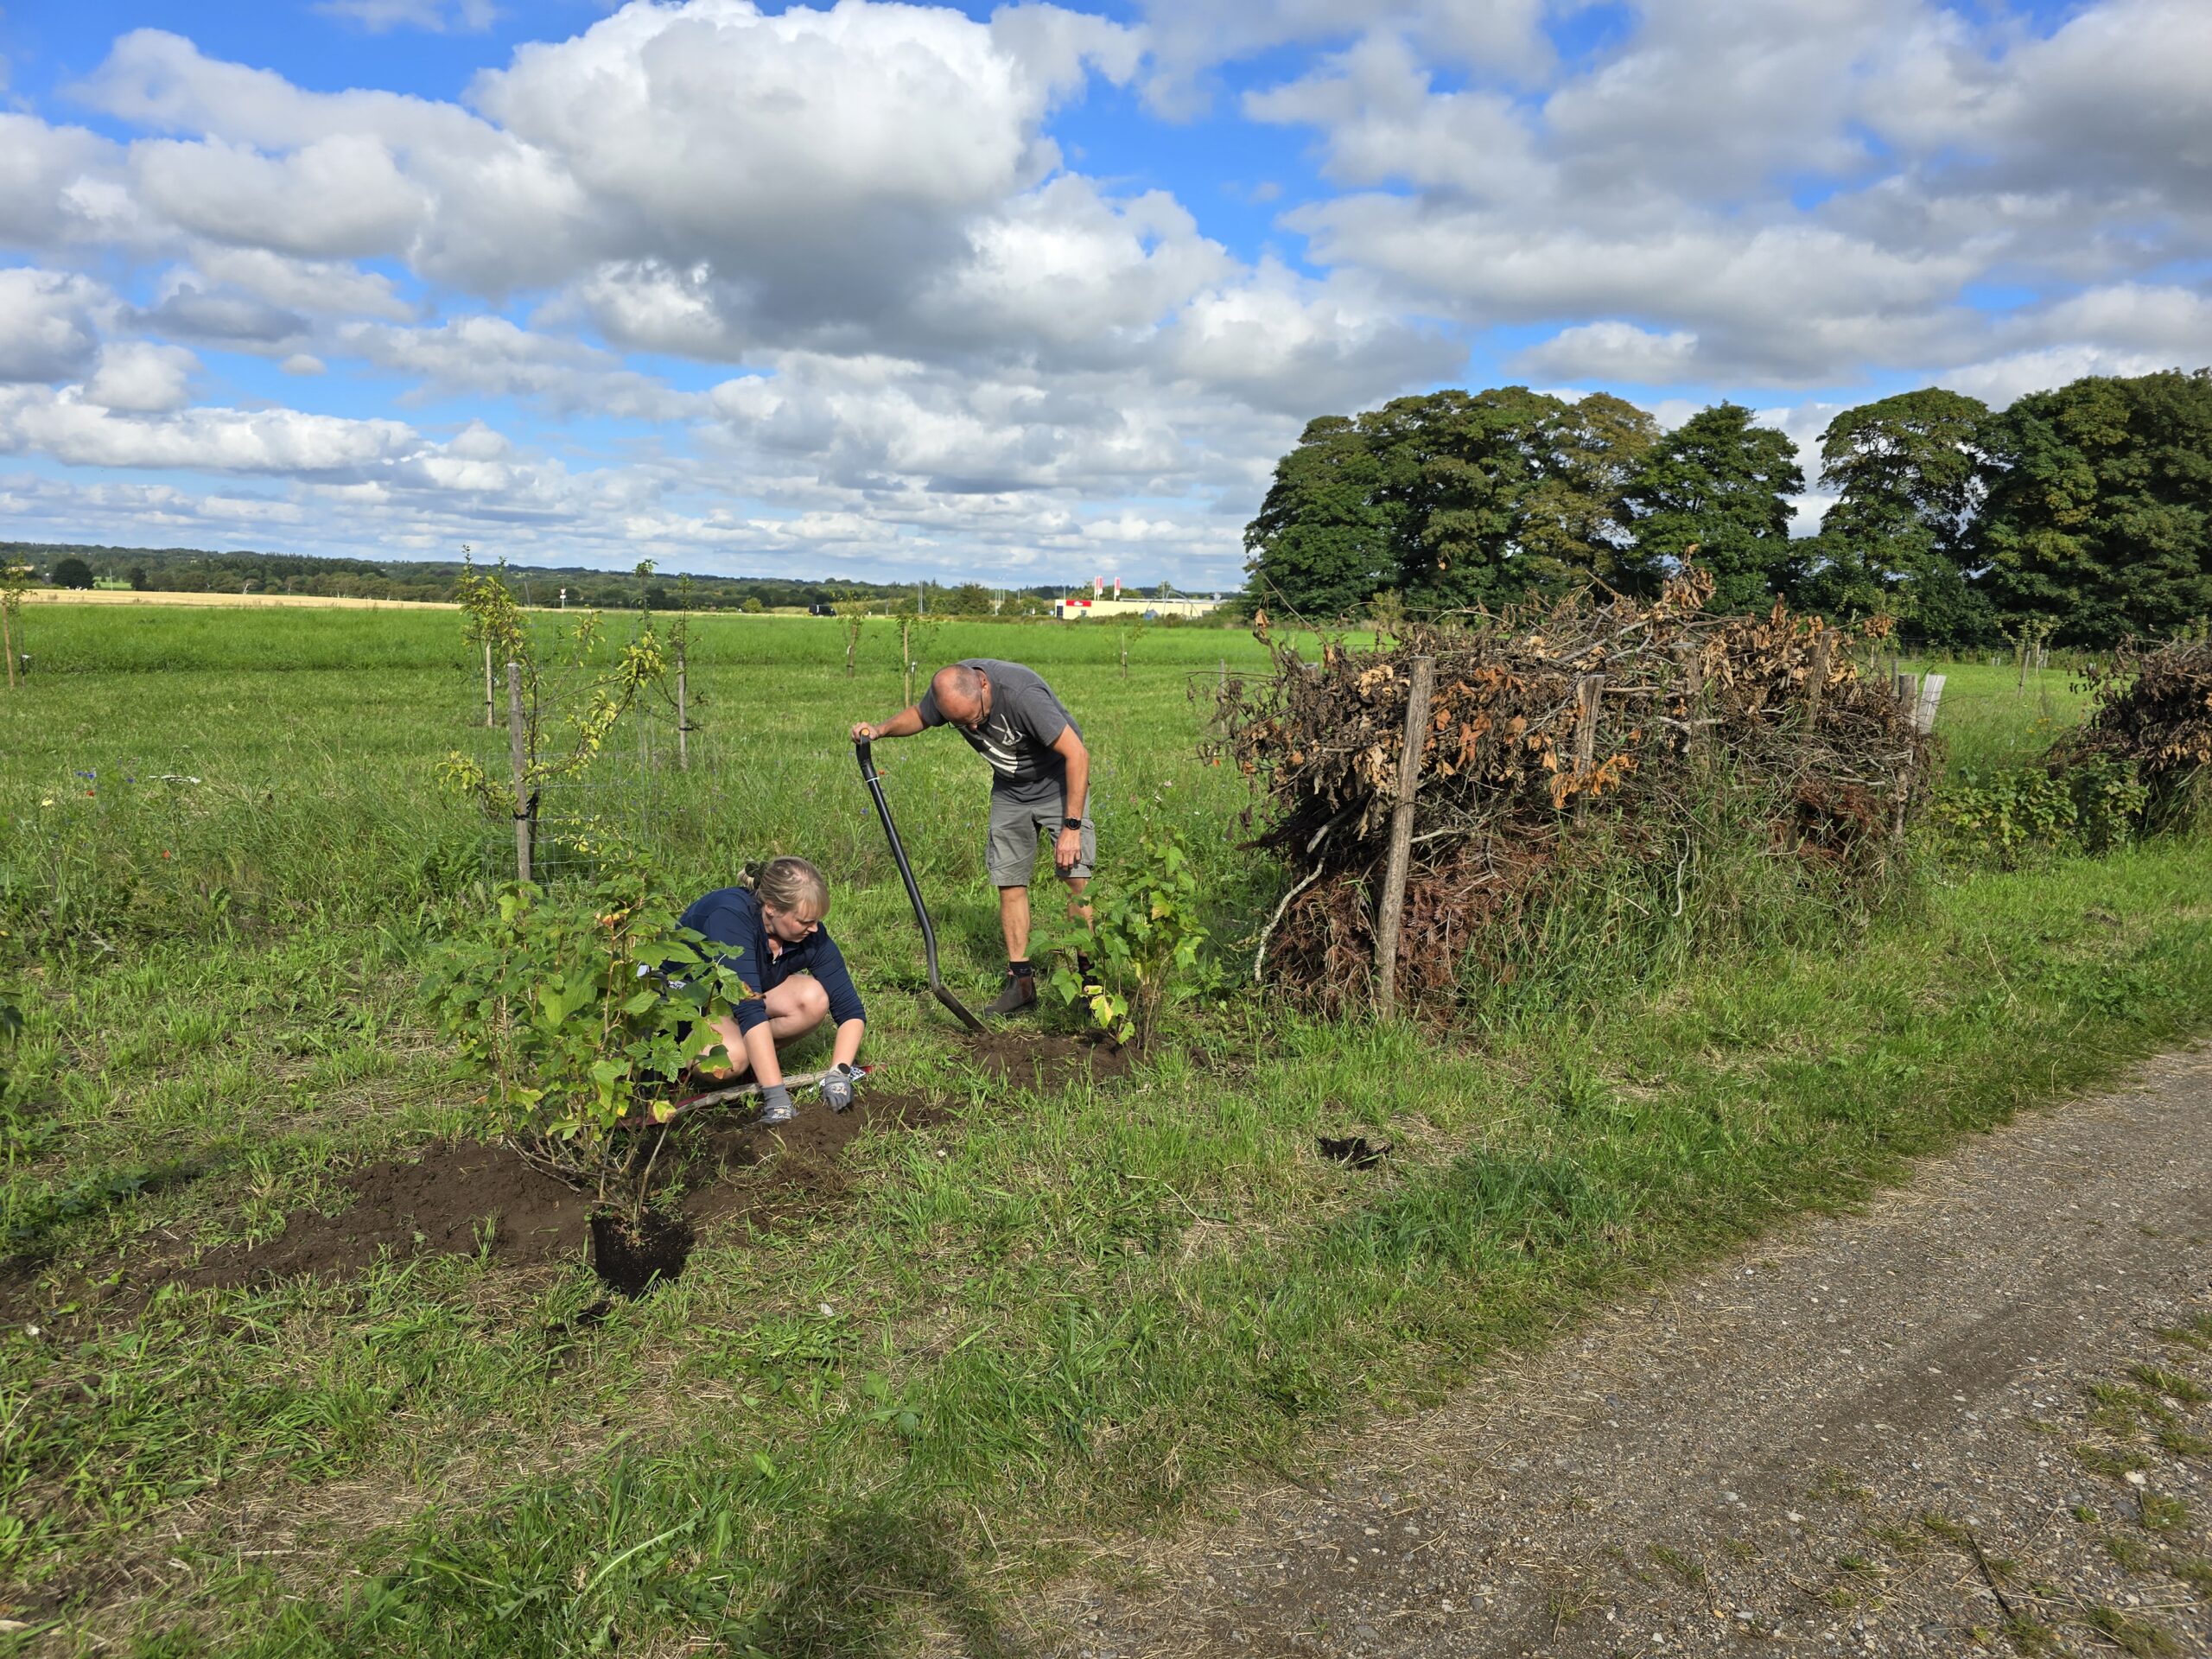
[19,588,457,611]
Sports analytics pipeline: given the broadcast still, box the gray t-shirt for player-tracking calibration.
[918,658,1084,804]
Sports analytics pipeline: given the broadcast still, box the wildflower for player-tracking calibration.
[161,849,172,859]
[38,798,52,807]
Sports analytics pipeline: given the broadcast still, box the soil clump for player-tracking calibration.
[957,1027,1135,1090]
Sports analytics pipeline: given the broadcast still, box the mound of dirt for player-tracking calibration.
[149,1087,947,1298]
[956,1028,1135,1089]
[163,1142,594,1293]
[10,1032,1113,1319]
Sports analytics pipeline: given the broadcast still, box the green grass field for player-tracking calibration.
[0,604,2204,1656]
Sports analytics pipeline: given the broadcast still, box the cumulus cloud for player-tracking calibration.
[0,388,418,474]
[84,341,200,412]
[334,315,702,417]
[1514,321,1700,385]
[127,284,309,348]
[0,269,105,383]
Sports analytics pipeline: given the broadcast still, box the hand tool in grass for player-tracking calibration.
[854,737,986,1033]
[620,1065,875,1127]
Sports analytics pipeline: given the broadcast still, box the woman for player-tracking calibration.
[679,856,864,1124]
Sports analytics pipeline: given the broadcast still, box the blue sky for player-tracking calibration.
[1,0,2207,586]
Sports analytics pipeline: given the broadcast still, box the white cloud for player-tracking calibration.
[282,353,327,376]
[1514,321,1700,385]
[0,269,105,383]
[0,387,419,474]
[84,341,200,413]
[1935,345,2188,410]
[315,0,499,34]
[186,246,416,321]
[335,315,702,417]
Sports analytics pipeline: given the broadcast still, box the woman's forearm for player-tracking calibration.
[830,1017,865,1070]
[742,1020,782,1089]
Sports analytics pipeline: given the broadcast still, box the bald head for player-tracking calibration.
[931,663,985,725]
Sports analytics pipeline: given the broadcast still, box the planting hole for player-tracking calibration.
[1319,1135,1390,1168]
[589,1211,694,1298]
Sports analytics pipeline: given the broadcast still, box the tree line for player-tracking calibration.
[1241,368,2212,647]
[0,543,1066,617]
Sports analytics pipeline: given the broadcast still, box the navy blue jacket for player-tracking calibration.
[678,887,866,1037]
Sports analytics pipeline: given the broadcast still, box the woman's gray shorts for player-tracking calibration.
[986,791,1095,886]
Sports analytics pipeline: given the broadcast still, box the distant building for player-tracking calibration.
[1054,576,1226,621]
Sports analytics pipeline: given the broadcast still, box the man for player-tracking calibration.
[852,658,1092,1015]
[680,856,865,1124]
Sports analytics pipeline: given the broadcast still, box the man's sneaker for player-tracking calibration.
[758,1096,798,1126]
[984,971,1038,1016]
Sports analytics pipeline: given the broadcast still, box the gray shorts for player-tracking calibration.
[987,791,1095,887]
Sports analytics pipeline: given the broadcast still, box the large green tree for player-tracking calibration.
[1621,404,1802,610]
[1792,387,1994,643]
[1975,368,2212,645]
[1241,415,1399,619]
[1242,387,1656,616]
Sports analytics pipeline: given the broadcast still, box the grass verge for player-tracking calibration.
[3,832,2203,1656]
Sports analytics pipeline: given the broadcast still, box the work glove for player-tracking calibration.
[757,1083,797,1125]
[818,1064,859,1114]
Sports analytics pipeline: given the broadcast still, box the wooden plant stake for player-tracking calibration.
[676,641,690,772]
[901,619,913,708]
[1572,673,1605,821]
[1374,655,1435,1020]
[1120,628,1129,679]
[507,661,531,883]
[0,605,14,693]
[483,638,495,728]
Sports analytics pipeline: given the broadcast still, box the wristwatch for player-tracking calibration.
[1061,816,1083,829]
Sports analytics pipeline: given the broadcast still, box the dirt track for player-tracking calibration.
[1037,1047,2212,1658]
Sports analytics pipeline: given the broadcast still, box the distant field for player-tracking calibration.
[18,588,458,611]
[0,601,2202,1656]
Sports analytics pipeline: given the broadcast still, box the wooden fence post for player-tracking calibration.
[676,641,690,772]
[1374,655,1435,1020]
[1573,674,1605,820]
[1680,652,1705,763]
[506,661,531,884]
[1805,631,1834,724]
[1913,671,1946,735]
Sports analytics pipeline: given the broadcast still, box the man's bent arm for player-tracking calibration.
[1052,727,1090,820]
[852,706,925,742]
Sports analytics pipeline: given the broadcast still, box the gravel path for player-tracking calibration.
[1035,1047,2212,1659]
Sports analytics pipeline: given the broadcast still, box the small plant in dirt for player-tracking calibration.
[420,869,753,1223]
[1044,830,1217,1048]
[441,558,678,874]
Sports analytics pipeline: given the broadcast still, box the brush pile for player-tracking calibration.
[2058,639,2212,815]
[1210,571,1928,1011]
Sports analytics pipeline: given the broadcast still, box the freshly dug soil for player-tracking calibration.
[9,1030,1109,1319]
[162,1142,594,1293]
[128,1086,946,1301]
[957,1028,1135,1089]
